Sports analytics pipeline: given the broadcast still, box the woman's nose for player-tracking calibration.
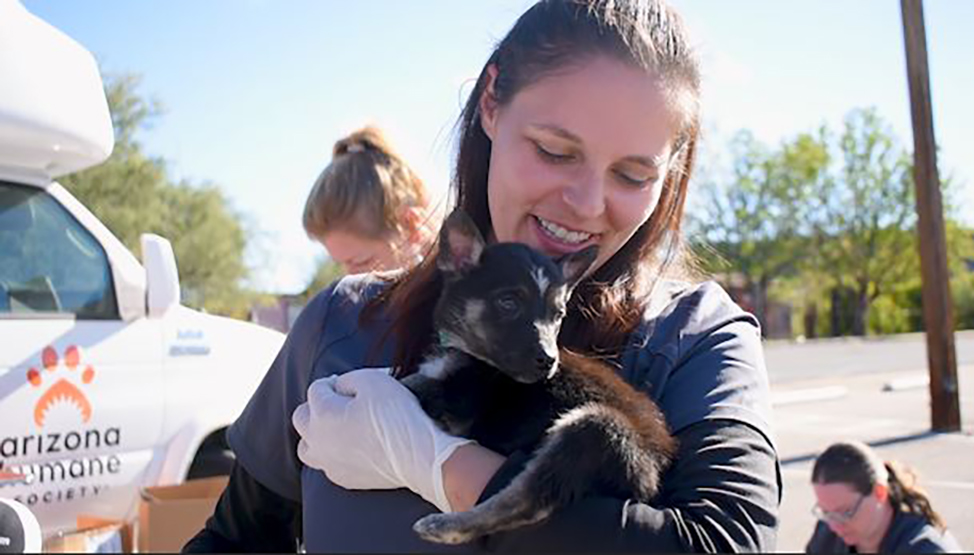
[826,520,848,535]
[561,171,606,220]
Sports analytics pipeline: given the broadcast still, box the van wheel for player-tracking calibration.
[187,430,235,479]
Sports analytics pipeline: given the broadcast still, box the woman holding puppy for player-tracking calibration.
[185,0,779,551]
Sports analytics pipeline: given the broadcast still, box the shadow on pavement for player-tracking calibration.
[780,430,944,466]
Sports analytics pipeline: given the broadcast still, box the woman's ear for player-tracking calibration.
[399,205,425,243]
[479,65,500,141]
[873,483,889,503]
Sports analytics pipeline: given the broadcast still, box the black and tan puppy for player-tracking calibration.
[401,210,676,545]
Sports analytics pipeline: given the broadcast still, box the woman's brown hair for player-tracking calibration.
[812,441,946,530]
[302,125,429,241]
[366,0,703,373]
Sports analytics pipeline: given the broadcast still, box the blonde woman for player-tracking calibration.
[303,126,436,274]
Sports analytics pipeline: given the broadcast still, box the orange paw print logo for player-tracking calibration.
[26,345,95,427]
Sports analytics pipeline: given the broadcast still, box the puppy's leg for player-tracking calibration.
[413,403,666,544]
[412,435,562,545]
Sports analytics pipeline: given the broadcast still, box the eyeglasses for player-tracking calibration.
[811,495,867,524]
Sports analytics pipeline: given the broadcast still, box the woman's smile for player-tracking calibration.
[531,215,600,255]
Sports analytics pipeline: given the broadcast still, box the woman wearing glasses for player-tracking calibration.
[806,441,961,553]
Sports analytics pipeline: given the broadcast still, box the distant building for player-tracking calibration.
[717,273,793,339]
[250,295,304,334]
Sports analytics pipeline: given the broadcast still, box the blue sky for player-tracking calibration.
[23,0,974,294]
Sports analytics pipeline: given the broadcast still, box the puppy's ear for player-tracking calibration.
[437,210,485,273]
[556,246,598,290]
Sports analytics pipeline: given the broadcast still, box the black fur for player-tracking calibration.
[401,210,676,544]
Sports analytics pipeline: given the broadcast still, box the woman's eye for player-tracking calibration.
[614,169,654,187]
[534,142,573,163]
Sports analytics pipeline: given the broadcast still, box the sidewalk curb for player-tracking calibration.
[771,385,848,407]
[882,373,929,392]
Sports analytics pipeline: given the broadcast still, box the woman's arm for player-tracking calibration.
[182,461,301,552]
[472,418,780,553]
[442,443,507,512]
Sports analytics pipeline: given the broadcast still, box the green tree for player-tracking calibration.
[810,108,919,336]
[60,72,254,316]
[943,222,974,330]
[691,130,828,333]
[692,108,971,338]
[60,74,168,249]
[158,181,250,316]
[103,72,164,155]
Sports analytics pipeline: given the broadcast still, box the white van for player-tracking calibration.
[0,1,285,535]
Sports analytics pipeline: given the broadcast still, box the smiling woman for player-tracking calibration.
[479,57,674,271]
[185,0,780,552]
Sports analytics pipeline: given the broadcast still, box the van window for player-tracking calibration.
[0,182,118,319]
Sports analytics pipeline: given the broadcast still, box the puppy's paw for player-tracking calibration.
[413,514,477,545]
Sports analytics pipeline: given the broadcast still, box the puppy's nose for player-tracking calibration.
[535,354,556,371]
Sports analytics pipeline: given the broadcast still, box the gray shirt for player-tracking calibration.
[228,275,780,552]
[806,512,963,553]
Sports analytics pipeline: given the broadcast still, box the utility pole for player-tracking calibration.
[900,0,961,431]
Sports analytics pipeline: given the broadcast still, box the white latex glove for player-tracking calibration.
[292,368,474,513]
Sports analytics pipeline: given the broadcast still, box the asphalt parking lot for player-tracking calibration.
[771,364,974,551]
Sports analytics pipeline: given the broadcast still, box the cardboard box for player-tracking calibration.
[137,476,227,553]
[44,516,133,553]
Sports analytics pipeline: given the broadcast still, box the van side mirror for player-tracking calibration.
[141,233,180,317]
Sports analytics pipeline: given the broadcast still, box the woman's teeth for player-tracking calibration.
[536,216,593,244]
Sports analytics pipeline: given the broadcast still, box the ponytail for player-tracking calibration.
[885,461,946,530]
[303,125,430,241]
[333,126,396,160]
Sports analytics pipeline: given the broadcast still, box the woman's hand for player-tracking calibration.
[291,368,474,512]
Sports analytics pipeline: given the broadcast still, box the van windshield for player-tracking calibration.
[0,182,118,319]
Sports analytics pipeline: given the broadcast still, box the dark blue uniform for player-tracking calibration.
[189,275,781,552]
[806,512,962,553]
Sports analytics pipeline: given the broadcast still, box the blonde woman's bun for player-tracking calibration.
[304,125,432,242]
[333,125,395,158]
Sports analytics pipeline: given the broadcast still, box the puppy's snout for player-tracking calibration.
[535,353,556,371]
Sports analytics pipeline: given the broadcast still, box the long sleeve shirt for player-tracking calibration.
[185,275,781,552]
[805,512,962,553]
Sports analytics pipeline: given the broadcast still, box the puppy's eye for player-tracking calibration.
[493,294,521,317]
